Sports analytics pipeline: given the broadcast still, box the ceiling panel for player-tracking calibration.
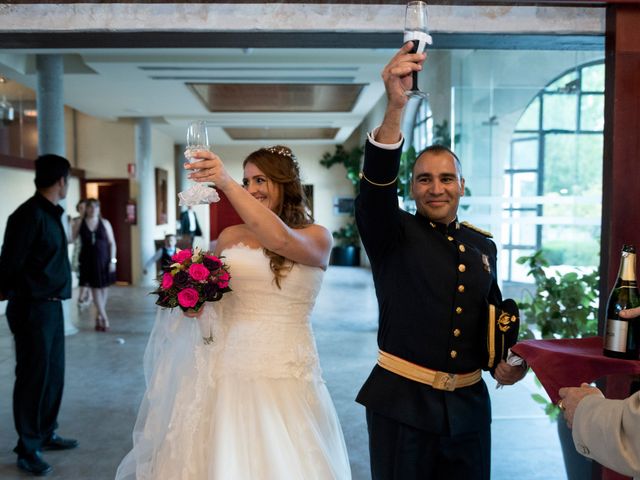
[189,83,365,113]
[224,127,339,140]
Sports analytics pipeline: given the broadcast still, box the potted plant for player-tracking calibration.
[320,145,363,266]
[517,250,599,480]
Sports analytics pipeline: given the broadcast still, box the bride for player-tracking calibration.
[115,145,351,479]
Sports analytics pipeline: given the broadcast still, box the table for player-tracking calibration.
[512,336,640,480]
[512,336,640,403]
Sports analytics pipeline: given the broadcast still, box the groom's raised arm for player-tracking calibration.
[355,43,426,259]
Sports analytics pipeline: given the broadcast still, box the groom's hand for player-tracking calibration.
[494,360,526,385]
[375,43,426,145]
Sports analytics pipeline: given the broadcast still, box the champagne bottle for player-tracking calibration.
[603,244,640,359]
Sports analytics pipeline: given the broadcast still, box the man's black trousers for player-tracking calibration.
[7,299,64,455]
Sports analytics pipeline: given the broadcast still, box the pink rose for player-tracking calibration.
[172,249,192,264]
[161,272,174,290]
[177,287,199,308]
[217,271,230,289]
[188,263,210,282]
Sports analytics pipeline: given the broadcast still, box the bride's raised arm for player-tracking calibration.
[185,148,332,269]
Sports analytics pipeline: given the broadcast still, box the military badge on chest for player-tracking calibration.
[481,254,491,273]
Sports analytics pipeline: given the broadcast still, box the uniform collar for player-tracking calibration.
[428,217,460,236]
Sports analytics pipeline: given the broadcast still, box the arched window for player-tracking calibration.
[503,60,604,282]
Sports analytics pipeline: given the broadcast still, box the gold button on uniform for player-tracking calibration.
[459,244,466,252]
[458,285,465,293]
[453,328,461,337]
[455,307,463,314]
[447,236,454,241]
[450,350,458,359]
[458,264,466,273]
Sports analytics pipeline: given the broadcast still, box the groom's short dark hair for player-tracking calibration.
[34,154,71,189]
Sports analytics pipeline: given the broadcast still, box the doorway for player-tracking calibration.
[83,178,132,284]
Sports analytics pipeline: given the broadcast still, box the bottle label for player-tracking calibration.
[605,318,629,352]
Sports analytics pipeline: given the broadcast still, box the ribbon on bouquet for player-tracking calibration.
[178,183,220,207]
[195,305,217,345]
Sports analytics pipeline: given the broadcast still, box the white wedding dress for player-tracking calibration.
[115,245,351,480]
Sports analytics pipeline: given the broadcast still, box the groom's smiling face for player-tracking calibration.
[243,162,282,213]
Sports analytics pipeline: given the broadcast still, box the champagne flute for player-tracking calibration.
[403,1,432,99]
[179,120,219,206]
[186,120,210,163]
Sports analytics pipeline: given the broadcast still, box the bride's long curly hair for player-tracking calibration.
[243,145,314,288]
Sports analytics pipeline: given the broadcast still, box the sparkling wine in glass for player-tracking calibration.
[404,1,432,99]
[178,120,219,206]
[185,120,210,162]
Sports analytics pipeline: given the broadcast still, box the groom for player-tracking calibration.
[355,44,527,479]
[0,154,79,476]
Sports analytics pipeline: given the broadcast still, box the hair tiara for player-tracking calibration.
[265,145,293,159]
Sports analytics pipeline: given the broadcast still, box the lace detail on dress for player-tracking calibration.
[212,246,325,380]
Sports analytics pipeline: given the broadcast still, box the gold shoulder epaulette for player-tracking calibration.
[461,221,493,238]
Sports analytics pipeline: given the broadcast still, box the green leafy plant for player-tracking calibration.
[398,146,416,201]
[332,220,360,247]
[431,119,461,148]
[320,145,363,192]
[517,250,599,420]
[320,145,363,247]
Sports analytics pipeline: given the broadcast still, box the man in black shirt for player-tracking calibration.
[179,206,202,247]
[355,44,527,479]
[0,154,79,476]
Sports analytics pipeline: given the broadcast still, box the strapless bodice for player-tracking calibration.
[219,244,324,323]
[209,244,325,380]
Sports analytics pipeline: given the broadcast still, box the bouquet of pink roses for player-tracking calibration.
[151,246,231,313]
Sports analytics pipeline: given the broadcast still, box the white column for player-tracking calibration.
[136,118,155,287]
[36,54,78,336]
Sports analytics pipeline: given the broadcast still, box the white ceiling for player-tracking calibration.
[0,47,395,146]
[0,3,604,147]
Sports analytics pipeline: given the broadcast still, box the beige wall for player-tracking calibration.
[75,113,135,179]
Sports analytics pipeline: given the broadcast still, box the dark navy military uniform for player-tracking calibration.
[355,140,502,480]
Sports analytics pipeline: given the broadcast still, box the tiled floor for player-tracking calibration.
[0,266,568,479]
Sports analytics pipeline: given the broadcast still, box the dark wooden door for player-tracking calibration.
[209,190,243,242]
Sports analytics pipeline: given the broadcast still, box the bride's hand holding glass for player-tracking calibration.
[185,150,233,191]
[178,120,220,206]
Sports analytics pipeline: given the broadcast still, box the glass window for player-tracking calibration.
[511,138,539,170]
[580,94,604,131]
[503,60,604,282]
[546,70,578,92]
[542,93,577,130]
[516,98,540,131]
[582,63,605,92]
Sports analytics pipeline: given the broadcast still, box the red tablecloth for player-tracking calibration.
[512,336,640,403]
